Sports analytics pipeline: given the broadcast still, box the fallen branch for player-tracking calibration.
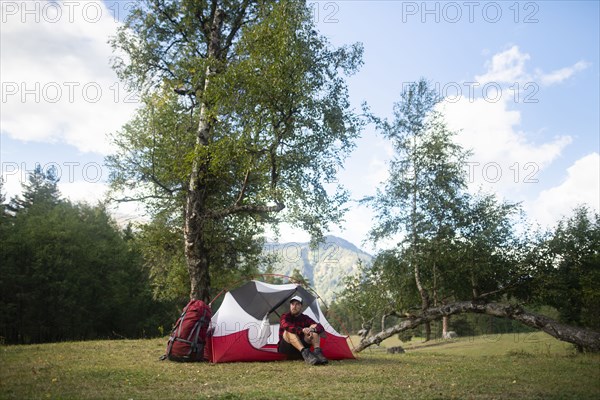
[354,301,600,353]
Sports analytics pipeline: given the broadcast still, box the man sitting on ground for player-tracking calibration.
[278,295,328,365]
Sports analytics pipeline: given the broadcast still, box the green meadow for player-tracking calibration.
[1,332,598,399]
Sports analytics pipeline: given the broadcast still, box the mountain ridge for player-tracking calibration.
[262,235,373,302]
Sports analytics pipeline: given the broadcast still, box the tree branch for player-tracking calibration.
[156,2,204,58]
[354,301,600,353]
[222,0,250,57]
[143,173,179,196]
[234,169,251,206]
[108,194,174,203]
[206,201,285,220]
[476,279,522,300]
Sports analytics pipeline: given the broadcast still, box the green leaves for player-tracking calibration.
[0,181,172,343]
[107,0,365,298]
[355,79,529,332]
[530,206,600,329]
[368,80,468,244]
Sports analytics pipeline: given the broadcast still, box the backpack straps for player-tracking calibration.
[188,307,210,357]
[162,304,190,361]
[162,301,211,362]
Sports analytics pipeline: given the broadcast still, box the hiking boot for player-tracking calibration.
[313,347,329,365]
[301,348,319,365]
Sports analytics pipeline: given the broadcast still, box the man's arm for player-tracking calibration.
[280,313,304,336]
[302,315,325,334]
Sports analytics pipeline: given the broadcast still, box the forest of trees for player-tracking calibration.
[333,80,599,352]
[2,161,597,347]
[0,168,174,344]
[1,1,598,350]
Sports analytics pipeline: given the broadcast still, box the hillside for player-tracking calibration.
[262,235,373,302]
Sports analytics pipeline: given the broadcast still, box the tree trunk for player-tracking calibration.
[423,321,431,341]
[415,270,430,341]
[442,315,449,338]
[354,301,600,353]
[411,215,431,341]
[183,8,225,302]
[410,134,431,341]
[184,209,211,302]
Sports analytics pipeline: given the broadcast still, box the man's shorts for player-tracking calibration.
[278,336,310,360]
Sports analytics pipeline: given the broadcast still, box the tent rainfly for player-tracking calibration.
[208,280,355,363]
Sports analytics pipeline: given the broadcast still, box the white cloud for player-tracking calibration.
[441,97,572,198]
[262,205,383,253]
[264,224,311,244]
[529,153,600,227]
[0,162,146,228]
[342,134,393,200]
[0,0,138,155]
[59,180,107,205]
[328,205,375,247]
[475,45,589,87]
[536,61,591,86]
[0,162,105,203]
[476,45,531,84]
[438,45,594,207]
[108,201,150,227]
[1,166,24,202]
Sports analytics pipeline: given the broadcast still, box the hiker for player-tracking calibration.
[278,295,328,365]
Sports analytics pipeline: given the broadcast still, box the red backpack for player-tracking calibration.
[164,300,212,362]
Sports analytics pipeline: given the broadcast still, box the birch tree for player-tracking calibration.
[366,79,468,340]
[108,0,363,301]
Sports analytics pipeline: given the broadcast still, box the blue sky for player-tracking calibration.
[1,1,598,251]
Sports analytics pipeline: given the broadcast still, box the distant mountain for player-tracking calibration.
[262,235,373,302]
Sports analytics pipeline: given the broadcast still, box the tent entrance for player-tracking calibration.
[209,279,355,363]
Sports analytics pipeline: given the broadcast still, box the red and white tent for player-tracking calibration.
[207,280,355,363]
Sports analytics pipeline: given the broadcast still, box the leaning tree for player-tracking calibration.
[107,0,364,301]
[351,79,600,352]
[364,79,470,341]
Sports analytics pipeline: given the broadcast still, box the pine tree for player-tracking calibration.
[9,165,61,213]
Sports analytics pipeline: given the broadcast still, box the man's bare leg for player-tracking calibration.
[282,331,305,351]
[282,331,320,365]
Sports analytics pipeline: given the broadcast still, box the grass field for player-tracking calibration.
[1,332,598,399]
